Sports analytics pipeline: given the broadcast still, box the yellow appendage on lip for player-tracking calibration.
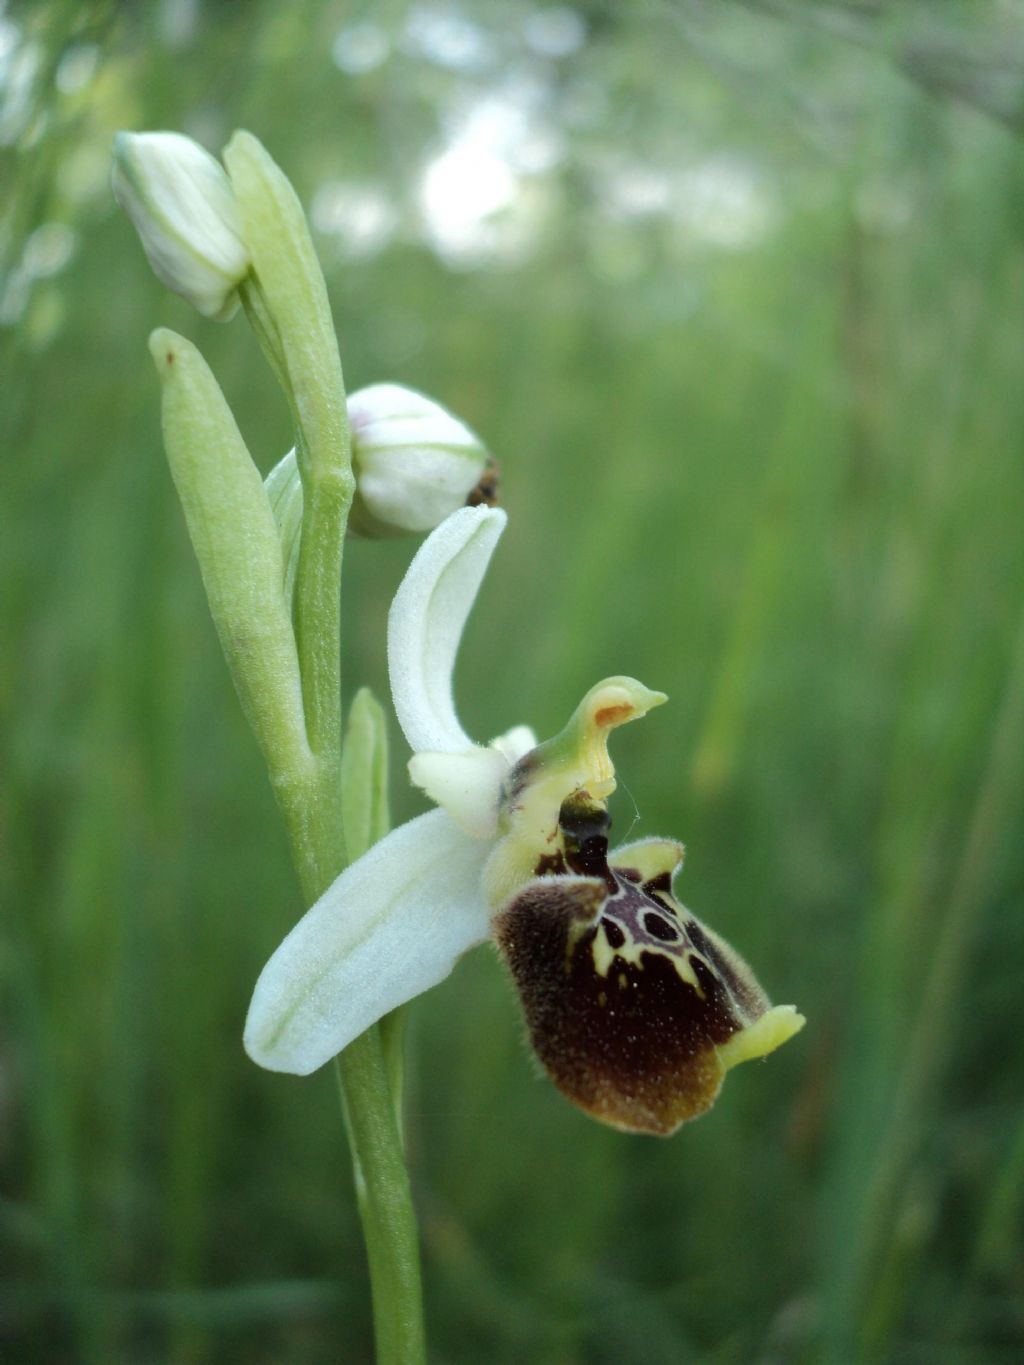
[716,1005,806,1071]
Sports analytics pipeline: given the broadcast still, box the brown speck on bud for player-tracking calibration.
[466,456,500,508]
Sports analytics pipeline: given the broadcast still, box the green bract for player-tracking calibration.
[148,328,310,786]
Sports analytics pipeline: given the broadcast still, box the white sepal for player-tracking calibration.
[244,809,491,1075]
[490,724,537,765]
[408,747,509,838]
[112,131,249,320]
[387,505,507,755]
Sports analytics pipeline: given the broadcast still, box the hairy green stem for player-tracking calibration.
[239,276,288,395]
[279,469,424,1361]
[336,1036,424,1363]
[285,805,425,1365]
[239,276,349,799]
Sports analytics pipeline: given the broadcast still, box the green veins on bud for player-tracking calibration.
[347,383,497,536]
[263,385,498,550]
[112,132,249,320]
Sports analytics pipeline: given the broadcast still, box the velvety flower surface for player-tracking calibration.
[244,506,803,1133]
[493,796,802,1134]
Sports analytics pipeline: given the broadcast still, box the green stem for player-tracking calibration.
[272,765,344,925]
[240,298,424,1360]
[228,134,424,1355]
[239,275,288,395]
[240,275,349,804]
[336,1036,425,1364]
[283,804,426,1365]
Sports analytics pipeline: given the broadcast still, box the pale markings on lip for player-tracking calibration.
[500,792,787,1134]
[533,844,710,996]
[589,871,705,994]
[537,846,715,999]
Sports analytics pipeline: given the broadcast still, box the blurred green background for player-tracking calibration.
[3,2,1024,1361]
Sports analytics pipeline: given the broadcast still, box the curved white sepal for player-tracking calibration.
[387,505,507,754]
[244,809,491,1075]
[409,747,508,839]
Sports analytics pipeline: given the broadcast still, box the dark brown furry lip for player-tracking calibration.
[493,799,775,1136]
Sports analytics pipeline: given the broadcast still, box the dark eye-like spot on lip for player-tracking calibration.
[647,891,677,918]
[603,920,626,950]
[644,912,678,942]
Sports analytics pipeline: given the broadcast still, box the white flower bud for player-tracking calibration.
[112,131,250,320]
[348,383,495,535]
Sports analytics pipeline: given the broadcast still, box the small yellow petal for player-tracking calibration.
[716,1005,806,1071]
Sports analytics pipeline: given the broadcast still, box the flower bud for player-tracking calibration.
[112,131,249,320]
[347,383,496,536]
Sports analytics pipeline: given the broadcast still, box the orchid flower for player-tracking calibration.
[244,506,804,1135]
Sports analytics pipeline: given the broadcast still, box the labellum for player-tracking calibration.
[494,794,802,1136]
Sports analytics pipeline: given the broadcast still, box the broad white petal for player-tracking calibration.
[244,809,491,1075]
[409,747,508,838]
[490,724,537,764]
[387,505,507,754]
